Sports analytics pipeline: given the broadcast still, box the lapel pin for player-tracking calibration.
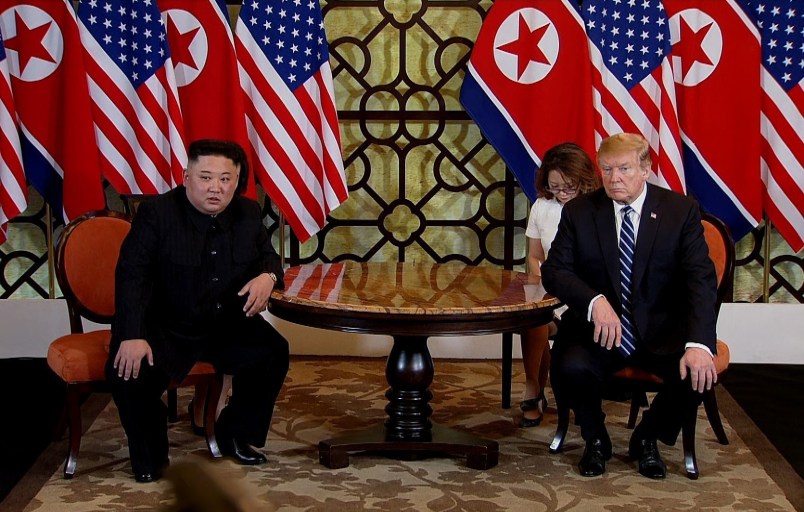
[650,212,657,219]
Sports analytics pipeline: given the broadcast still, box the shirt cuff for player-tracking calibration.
[587,294,604,321]
[685,342,713,358]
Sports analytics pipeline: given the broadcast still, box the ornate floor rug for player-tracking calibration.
[8,357,803,511]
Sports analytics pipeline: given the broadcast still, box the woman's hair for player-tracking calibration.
[187,139,250,195]
[535,142,601,200]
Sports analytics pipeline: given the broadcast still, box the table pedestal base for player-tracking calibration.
[318,424,499,470]
[318,335,499,470]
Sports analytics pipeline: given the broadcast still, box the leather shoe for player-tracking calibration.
[220,436,268,465]
[578,438,612,477]
[629,433,667,479]
[133,458,168,483]
[134,471,160,483]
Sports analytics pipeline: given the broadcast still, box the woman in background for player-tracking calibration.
[520,142,601,427]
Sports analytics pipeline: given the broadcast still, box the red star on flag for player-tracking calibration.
[4,11,56,74]
[673,18,714,80]
[497,14,550,80]
[166,17,201,71]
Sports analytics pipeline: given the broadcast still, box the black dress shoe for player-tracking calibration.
[220,437,268,465]
[134,471,160,483]
[133,457,169,483]
[629,434,667,479]
[579,438,612,477]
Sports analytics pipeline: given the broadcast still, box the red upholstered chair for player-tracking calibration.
[548,213,734,479]
[47,210,222,479]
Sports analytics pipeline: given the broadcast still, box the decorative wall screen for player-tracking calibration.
[0,0,801,304]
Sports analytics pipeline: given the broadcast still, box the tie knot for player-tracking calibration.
[621,205,633,218]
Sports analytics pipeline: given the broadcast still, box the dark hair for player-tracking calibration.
[535,142,601,200]
[187,139,250,195]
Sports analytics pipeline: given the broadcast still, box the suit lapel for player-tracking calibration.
[631,185,661,290]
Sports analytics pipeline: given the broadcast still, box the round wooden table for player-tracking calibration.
[269,262,560,470]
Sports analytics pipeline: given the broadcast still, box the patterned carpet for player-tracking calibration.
[8,357,803,511]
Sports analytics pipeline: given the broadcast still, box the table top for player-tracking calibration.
[269,262,560,337]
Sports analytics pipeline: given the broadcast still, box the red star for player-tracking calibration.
[672,18,714,80]
[4,11,56,74]
[497,14,550,80]
[167,17,201,70]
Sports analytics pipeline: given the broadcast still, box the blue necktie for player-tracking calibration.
[618,206,637,357]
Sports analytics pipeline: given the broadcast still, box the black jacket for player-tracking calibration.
[111,187,284,378]
[541,184,718,355]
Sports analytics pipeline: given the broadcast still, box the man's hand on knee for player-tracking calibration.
[114,339,154,381]
[679,347,716,393]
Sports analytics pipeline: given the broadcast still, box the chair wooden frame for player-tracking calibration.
[48,210,221,479]
[547,212,735,479]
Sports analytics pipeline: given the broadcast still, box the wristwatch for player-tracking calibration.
[267,272,278,283]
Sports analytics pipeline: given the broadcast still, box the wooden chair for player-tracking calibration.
[46,210,221,479]
[547,212,734,479]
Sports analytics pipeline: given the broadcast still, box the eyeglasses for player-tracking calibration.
[546,185,578,195]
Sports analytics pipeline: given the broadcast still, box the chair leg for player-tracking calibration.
[64,385,83,479]
[501,332,513,409]
[703,387,729,445]
[549,403,571,454]
[681,406,699,480]
[205,374,224,459]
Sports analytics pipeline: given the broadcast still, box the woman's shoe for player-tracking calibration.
[519,412,543,428]
[519,393,548,412]
[519,392,547,428]
[187,400,206,437]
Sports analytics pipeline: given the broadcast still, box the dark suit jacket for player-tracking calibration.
[111,187,285,378]
[541,184,717,355]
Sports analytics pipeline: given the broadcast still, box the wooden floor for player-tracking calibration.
[1,358,802,503]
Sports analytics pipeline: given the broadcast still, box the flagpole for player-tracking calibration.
[279,213,286,268]
[46,205,56,299]
[763,214,771,303]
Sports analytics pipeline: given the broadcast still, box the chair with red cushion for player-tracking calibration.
[47,210,221,479]
[548,212,734,479]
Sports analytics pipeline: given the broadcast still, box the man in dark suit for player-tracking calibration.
[106,139,289,483]
[542,133,718,479]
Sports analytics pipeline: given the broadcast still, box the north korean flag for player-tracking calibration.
[0,0,104,222]
[666,0,763,241]
[158,0,256,199]
[461,0,596,201]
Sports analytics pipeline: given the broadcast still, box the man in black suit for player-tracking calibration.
[542,133,718,479]
[106,139,289,483]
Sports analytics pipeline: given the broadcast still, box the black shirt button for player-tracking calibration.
[211,277,220,283]
[210,250,217,256]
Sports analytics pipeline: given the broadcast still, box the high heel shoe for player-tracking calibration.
[519,392,548,412]
[519,392,547,428]
[187,400,206,437]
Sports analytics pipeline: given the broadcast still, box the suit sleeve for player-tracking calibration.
[541,205,605,313]
[113,201,159,342]
[250,201,285,290]
[677,204,718,353]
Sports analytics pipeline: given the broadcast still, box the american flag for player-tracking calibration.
[235,0,348,243]
[77,0,186,195]
[0,33,24,245]
[583,0,685,193]
[749,0,804,252]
